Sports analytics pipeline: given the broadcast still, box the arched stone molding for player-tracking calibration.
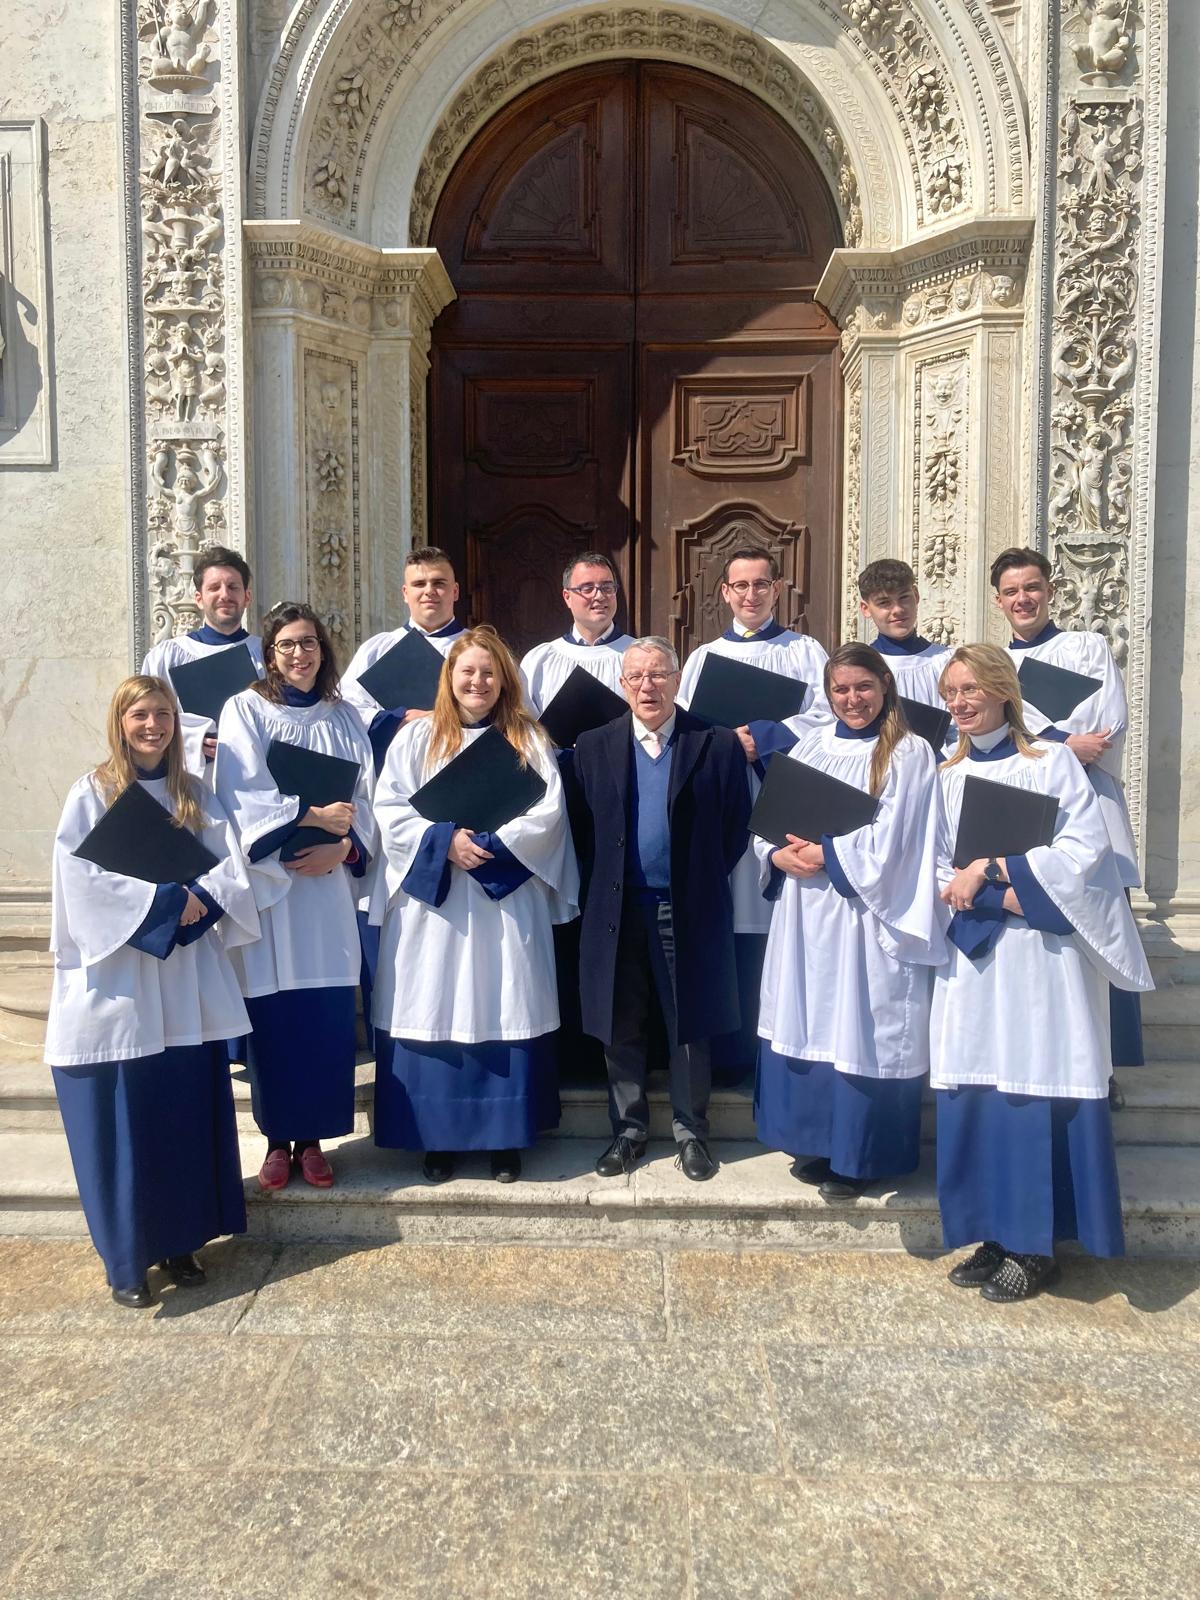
[249,0,1030,251]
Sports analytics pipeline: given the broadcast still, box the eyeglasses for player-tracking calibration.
[622,670,676,687]
[566,581,618,598]
[274,637,320,655]
[725,579,777,596]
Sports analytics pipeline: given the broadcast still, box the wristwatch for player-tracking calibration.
[983,857,1005,884]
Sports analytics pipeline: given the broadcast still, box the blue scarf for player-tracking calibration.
[834,712,884,741]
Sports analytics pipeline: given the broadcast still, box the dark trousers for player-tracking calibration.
[605,898,710,1144]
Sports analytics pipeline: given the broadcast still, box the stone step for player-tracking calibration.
[5,1058,1200,1145]
[1,1126,1197,1255]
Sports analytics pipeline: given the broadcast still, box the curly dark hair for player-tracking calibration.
[255,602,341,703]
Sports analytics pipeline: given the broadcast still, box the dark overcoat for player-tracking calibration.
[571,708,751,1046]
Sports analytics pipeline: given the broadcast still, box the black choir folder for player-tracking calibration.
[1017,656,1101,723]
[356,628,446,713]
[749,757,878,851]
[952,775,1059,869]
[539,666,627,748]
[688,653,808,729]
[266,739,361,863]
[168,642,258,724]
[410,726,547,834]
[899,696,954,752]
[73,781,219,885]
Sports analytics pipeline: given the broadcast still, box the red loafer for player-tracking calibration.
[295,1144,335,1188]
[257,1147,293,1192]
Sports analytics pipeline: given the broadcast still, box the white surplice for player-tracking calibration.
[930,738,1153,1100]
[678,628,832,934]
[755,725,947,1078]
[519,629,634,716]
[1011,627,1139,887]
[214,689,378,997]
[142,632,266,780]
[371,717,579,1043]
[44,773,258,1066]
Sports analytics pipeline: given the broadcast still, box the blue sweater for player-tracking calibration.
[626,733,674,891]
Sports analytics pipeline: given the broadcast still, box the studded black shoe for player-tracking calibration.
[980,1252,1059,1302]
[947,1241,1006,1288]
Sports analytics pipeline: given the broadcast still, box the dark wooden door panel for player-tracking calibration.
[428,61,843,655]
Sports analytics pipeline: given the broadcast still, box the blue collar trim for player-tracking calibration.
[561,624,617,646]
[190,624,248,646]
[1009,622,1060,650]
[415,618,464,639]
[135,758,170,781]
[721,618,786,644]
[871,632,931,657]
[280,685,322,708]
[967,734,1018,762]
[835,712,884,741]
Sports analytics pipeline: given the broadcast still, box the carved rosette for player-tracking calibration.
[125,0,243,650]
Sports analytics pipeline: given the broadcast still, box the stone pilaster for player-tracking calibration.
[244,220,454,649]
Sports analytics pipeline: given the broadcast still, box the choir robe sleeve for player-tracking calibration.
[189,785,263,950]
[50,778,159,969]
[1022,635,1129,781]
[373,720,456,905]
[488,732,580,924]
[825,735,949,965]
[1016,744,1152,992]
[212,694,296,911]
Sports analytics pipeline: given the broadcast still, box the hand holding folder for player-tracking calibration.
[749,756,878,850]
[952,774,1059,868]
[73,781,219,885]
[357,629,446,712]
[1016,656,1102,724]
[168,642,258,725]
[266,739,362,862]
[410,726,547,834]
[688,653,808,729]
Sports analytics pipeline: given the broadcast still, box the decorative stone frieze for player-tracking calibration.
[119,0,247,655]
[819,217,1034,645]
[245,220,454,647]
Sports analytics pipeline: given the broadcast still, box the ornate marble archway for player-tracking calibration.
[116,0,1167,878]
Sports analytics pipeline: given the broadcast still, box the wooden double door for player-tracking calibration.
[429,62,844,659]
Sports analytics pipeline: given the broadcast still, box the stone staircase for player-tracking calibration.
[3,926,1200,1254]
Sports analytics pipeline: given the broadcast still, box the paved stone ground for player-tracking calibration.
[1,1238,1198,1600]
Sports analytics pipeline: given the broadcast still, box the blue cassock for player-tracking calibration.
[569,708,751,1047]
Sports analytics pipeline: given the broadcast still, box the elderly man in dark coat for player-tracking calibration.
[572,635,751,1181]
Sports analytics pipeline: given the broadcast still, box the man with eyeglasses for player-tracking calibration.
[519,551,634,721]
[341,545,467,770]
[141,543,266,779]
[676,546,831,1080]
[572,637,751,1182]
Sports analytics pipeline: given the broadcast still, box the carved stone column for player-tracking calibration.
[244,221,454,650]
[117,0,248,656]
[818,218,1035,644]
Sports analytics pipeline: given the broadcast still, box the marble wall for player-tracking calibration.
[0,0,129,888]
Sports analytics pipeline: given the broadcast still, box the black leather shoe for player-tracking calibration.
[791,1156,832,1186]
[491,1148,521,1183]
[423,1150,456,1183]
[980,1252,1059,1303]
[948,1240,1006,1288]
[677,1138,717,1182]
[818,1173,868,1201]
[595,1135,646,1177]
[1108,1076,1126,1111]
[111,1280,155,1310]
[159,1253,206,1288]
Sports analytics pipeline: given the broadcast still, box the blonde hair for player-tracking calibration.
[824,642,910,797]
[426,626,545,772]
[938,643,1044,768]
[94,675,205,833]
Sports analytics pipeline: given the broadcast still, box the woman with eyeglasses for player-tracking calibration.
[754,643,945,1202]
[371,627,578,1184]
[931,645,1152,1301]
[45,675,259,1307]
[215,604,377,1192]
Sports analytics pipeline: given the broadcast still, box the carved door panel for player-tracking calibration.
[639,345,841,654]
[432,344,633,659]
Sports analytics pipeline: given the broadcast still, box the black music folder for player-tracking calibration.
[539,666,627,748]
[1017,655,1102,723]
[356,628,446,712]
[266,739,361,862]
[952,774,1059,869]
[688,653,808,729]
[410,726,547,834]
[73,781,219,885]
[168,642,258,724]
[899,695,954,752]
[749,757,879,850]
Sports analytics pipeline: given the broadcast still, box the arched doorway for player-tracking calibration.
[428,61,843,658]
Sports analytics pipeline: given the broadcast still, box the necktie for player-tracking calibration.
[645,730,661,759]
